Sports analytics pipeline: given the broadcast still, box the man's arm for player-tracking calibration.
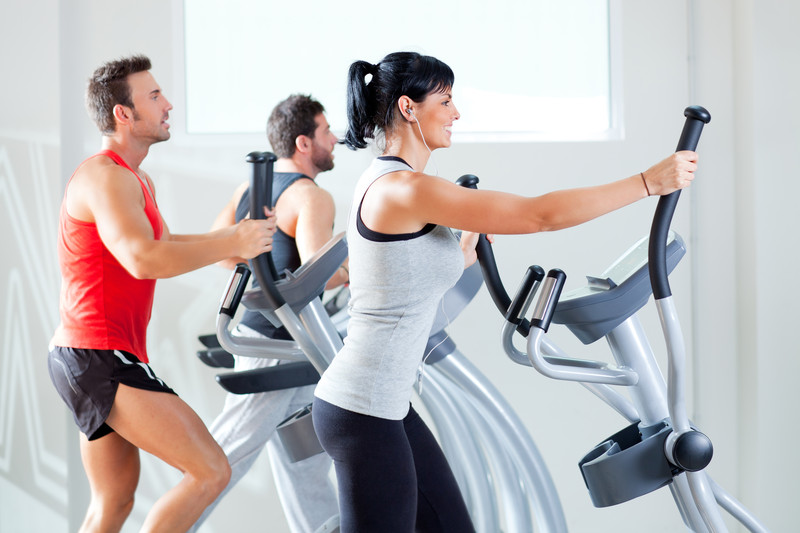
[209,182,251,270]
[292,184,348,289]
[71,161,274,279]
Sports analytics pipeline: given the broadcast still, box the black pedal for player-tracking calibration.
[196,346,235,368]
[216,361,320,394]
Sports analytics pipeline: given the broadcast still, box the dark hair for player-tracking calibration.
[344,51,454,150]
[85,55,152,135]
[267,94,326,159]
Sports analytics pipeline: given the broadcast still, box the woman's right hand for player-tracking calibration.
[642,151,699,196]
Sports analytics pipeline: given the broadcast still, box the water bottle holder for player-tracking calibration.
[578,421,679,507]
[276,403,324,463]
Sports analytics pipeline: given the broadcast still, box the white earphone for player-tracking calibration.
[406,106,436,174]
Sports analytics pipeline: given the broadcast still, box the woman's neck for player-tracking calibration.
[383,131,431,172]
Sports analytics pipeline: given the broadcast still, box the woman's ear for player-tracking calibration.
[397,96,414,122]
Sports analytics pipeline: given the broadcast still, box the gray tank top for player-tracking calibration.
[314,157,464,419]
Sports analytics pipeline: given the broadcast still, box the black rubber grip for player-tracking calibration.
[648,106,710,300]
[246,151,285,309]
[219,263,251,317]
[506,265,546,324]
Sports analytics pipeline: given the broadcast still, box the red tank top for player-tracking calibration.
[51,150,163,363]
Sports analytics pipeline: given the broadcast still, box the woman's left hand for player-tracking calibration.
[460,232,494,268]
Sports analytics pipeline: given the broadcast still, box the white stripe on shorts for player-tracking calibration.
[114,350,166,387]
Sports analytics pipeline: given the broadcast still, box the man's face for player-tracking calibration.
[126,71,173,144]
[309,113,338,173]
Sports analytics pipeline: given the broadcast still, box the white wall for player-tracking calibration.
[0,1,69,532]
[728,0,800,522]
[0,0,796,531]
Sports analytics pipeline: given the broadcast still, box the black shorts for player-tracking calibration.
[47,346,176,440]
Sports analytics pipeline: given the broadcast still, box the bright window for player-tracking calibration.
[184,0,617,141]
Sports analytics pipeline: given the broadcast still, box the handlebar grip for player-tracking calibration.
[219,263,251,317]
[247,151,285,309]
[456,174,532,336]
[648,106,710,300]
[455,174,480,189]
[506,265,546,324]
[530,269,566,333]
[676,106,711,151]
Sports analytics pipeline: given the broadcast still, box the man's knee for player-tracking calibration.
[213,454,233,493]
[191,450,232,500]
[85,492,135,530]
[113,493,136,521]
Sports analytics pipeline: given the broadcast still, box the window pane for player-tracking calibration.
[184,0,612,140]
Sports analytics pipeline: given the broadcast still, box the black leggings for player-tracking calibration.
[312,398,475,533]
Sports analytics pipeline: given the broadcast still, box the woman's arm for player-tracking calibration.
[363,151,698,236]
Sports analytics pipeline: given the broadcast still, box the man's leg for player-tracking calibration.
[267,385,337,532]
[78,431,140,533]
[106,384,231,533]
[191,354,297,531]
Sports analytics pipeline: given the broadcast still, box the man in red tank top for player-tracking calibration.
[47,55,276,533]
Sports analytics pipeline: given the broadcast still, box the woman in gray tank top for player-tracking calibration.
[312,51,698,532]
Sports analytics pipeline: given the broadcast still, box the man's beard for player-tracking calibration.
[132,110,170,143]
[312,150,334,172]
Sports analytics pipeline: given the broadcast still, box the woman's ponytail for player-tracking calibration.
[344,60,376,150]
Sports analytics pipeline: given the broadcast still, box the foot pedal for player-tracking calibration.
[197,347,235,368]
[215,361,320,394]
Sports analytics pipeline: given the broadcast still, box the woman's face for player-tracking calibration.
[411,88,460,149]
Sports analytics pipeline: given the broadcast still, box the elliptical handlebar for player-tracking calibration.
[505,265,545,327]
[648,106,711,300]
[240,151,334,374]
[530,269,566,333]
[246,151,285,310]
[457,174,638,385]
[219,263,251,318]
[645,106,727,532]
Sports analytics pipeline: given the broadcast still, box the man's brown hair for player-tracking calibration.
[267,94,326,158]
[85,55,152,135]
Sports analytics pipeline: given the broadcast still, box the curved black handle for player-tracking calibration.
[456,174,532,337]
[219,263,251,317]
[247,151,285,309]
[648,106,711,299]
[506,265,546,324]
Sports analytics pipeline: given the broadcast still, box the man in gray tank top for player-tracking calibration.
[192,95,347,533]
